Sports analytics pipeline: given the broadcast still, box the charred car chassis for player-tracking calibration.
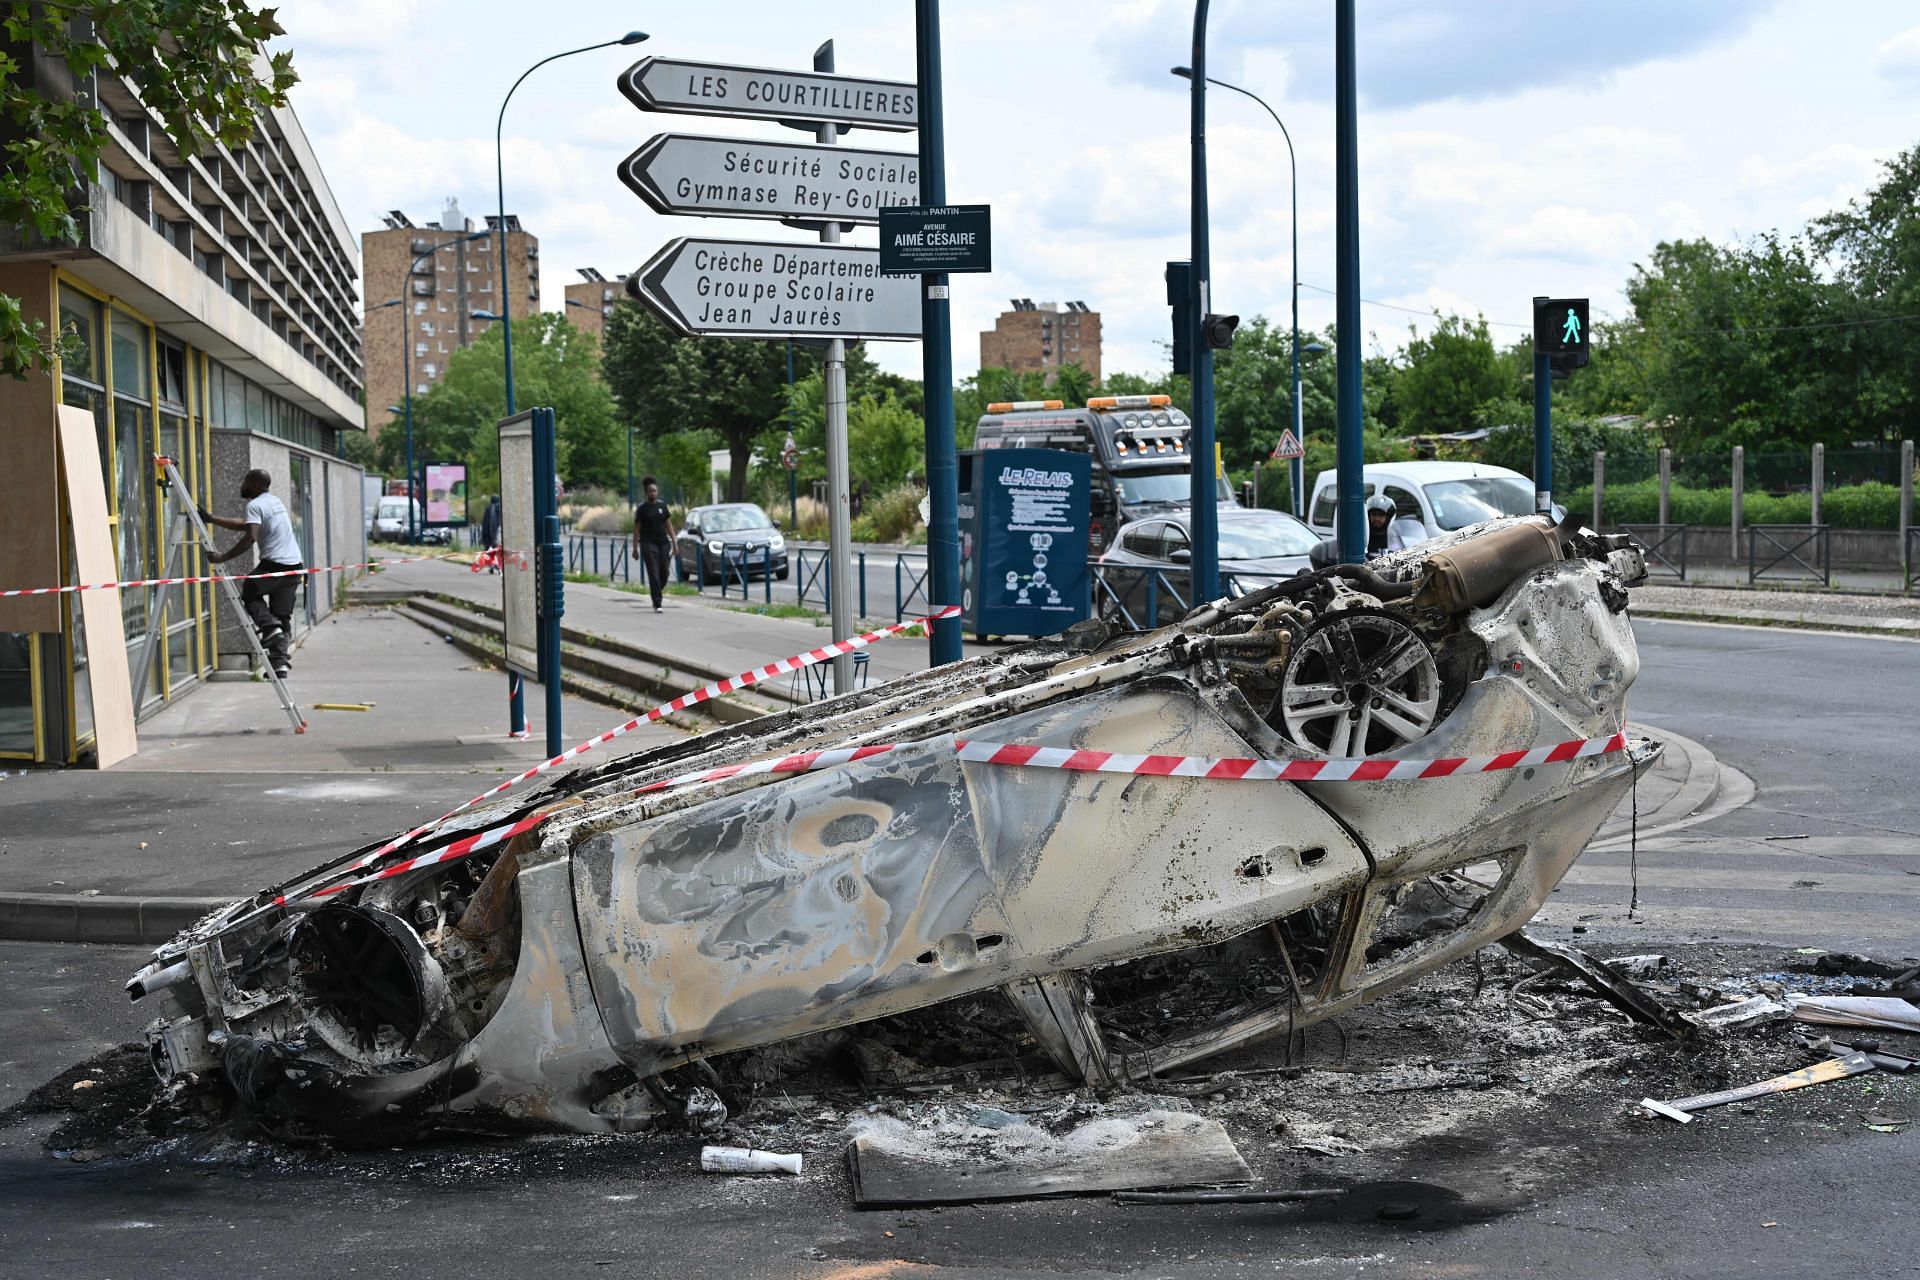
[129,515,1657,1138]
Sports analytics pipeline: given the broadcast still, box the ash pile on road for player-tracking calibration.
[11,940,1915,1200]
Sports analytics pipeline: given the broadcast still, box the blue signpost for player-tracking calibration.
[1333,0,1367,563]
[916,0,964,668]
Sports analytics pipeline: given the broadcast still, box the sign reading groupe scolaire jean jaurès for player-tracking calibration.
[632,238,921,341]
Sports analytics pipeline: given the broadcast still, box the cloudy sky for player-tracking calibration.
[276,1,1920,380]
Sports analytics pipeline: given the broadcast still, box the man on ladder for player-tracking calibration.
[202,469,303,679]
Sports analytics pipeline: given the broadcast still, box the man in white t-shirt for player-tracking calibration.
[204,469,304,678]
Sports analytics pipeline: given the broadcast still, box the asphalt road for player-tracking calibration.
[2,618,1916,1278]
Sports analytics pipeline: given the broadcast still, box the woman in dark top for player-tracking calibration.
[630,476,676,611]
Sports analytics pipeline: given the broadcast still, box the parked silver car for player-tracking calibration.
[129,514,1654,1139]
[1095,508,1319,625]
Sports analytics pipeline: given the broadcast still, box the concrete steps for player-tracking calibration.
[380,592,799,730]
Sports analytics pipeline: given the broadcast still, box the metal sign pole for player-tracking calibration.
[916,0,962,668]
[1333,0,1367,563]
[816,39,855,694]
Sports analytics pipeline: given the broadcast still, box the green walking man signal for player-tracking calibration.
[1533,296,1589,373]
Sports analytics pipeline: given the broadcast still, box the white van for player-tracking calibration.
[1306,461,1550,542]
[371,496,421,542]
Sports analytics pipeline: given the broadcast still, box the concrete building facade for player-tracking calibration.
[0,40,365,765]
[979,299,1101,384]
[361,201,539,436]
[562,268,627,343]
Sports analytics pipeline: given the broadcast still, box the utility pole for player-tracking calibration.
[815,39,856,693]
[917,0,962,667]
[1186,0,1220,601]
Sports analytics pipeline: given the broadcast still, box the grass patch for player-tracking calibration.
[564,571,610,586]
[721,602,823,622]
[613,581,699,598]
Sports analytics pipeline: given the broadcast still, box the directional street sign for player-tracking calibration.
[1269,428,1304,460]
[619,134,918,226]
[632,238,922,341]
[617,57,917,132]
[878,204,991,274]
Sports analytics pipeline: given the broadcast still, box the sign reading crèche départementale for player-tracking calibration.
[633,238,922,341]
[617,56,917,132]
[879,204,992,275]
[619,134,918,226]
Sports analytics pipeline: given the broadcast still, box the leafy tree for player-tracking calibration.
[370,314,618,497]
[1392,314,1514,435]
[603,299,823,501]
[1,2,295,376]
[1809,144,1920,445]
[773,372,922,495]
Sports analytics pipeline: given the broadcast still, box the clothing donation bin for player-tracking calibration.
[957,447,1091,639]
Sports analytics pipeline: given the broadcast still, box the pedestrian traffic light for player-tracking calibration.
[1534,296,1589,373]
[1165,260,1192,376]
[1202,313,1240,351]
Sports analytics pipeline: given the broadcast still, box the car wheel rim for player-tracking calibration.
[1280,612,1440,757]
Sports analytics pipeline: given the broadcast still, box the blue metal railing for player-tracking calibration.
[894,554,931,623]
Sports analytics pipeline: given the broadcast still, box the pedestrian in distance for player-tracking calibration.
[631,476,676,613]
[1364,493,1422,559]
[479,494,502,574]
[203,468,303,678]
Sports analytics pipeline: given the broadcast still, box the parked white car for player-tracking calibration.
[1306,462,1557,544]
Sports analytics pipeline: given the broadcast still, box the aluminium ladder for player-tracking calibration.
[131,455,306,733]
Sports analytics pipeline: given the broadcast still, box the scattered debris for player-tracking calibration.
[1640,1053,1877,1122]
[312,702,375,712]
[1788,996,1920,1034]
[700,1146,801,1175]
[1829,1039,1918,1074]
[845,1110,1249,1206]
[1502,931,1694,1038]
[1684,995,1792,1033]
[1761,834,1809,842]
[1605,954,1671,979]
[1862,1112,1910,1134]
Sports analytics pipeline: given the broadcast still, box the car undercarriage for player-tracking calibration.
[128,513,1657,1140]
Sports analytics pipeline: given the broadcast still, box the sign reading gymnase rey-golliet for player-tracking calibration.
[633,238,921,341]
[620,134,918,225]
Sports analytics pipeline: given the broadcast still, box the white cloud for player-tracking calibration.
[1873,24,1920,80]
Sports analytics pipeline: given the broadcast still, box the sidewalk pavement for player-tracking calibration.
[0,601,680,943]
[1630,581,1920,635]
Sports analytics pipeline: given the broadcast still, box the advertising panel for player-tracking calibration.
[424,462,468,526]
[959,447,1090,638]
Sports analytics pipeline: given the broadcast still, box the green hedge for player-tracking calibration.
[1563,481,1904,530]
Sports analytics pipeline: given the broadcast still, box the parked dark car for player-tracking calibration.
[675,503,789,584]
[1095,508,1318,626]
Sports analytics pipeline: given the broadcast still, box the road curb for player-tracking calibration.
[0,892,226,946]
[1632,607,1920,637]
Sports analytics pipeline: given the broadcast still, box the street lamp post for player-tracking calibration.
[1184,0,1221,603]
[492,31,646,758]
[1172,66,1307,517]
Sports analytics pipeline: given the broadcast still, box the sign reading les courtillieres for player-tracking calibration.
[618,56,917,132]
[632,238,921,341]
[620,134,918,225]
[879,204,992,275]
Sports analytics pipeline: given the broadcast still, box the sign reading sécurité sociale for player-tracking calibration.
[617,56,917,132]
[878,204,992,275]
[619,134,918,225]
[632,238,922,341]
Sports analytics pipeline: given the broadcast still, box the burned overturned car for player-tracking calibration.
[129,514,1656,1138]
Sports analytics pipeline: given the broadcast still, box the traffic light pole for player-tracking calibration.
[1533,345,1553,514]
[1187,0,1219,601]
[1333,0,1366,563]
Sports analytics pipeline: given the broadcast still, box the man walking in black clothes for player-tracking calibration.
[630,476,676,612]
[478,494,502,572]
[204,469,303,678]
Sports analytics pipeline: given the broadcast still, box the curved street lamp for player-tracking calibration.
[1172,64,1309,517]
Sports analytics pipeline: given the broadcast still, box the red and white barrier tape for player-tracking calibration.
[0,555,436,597]
[282,729,1629,909]
[339,605,965,874]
